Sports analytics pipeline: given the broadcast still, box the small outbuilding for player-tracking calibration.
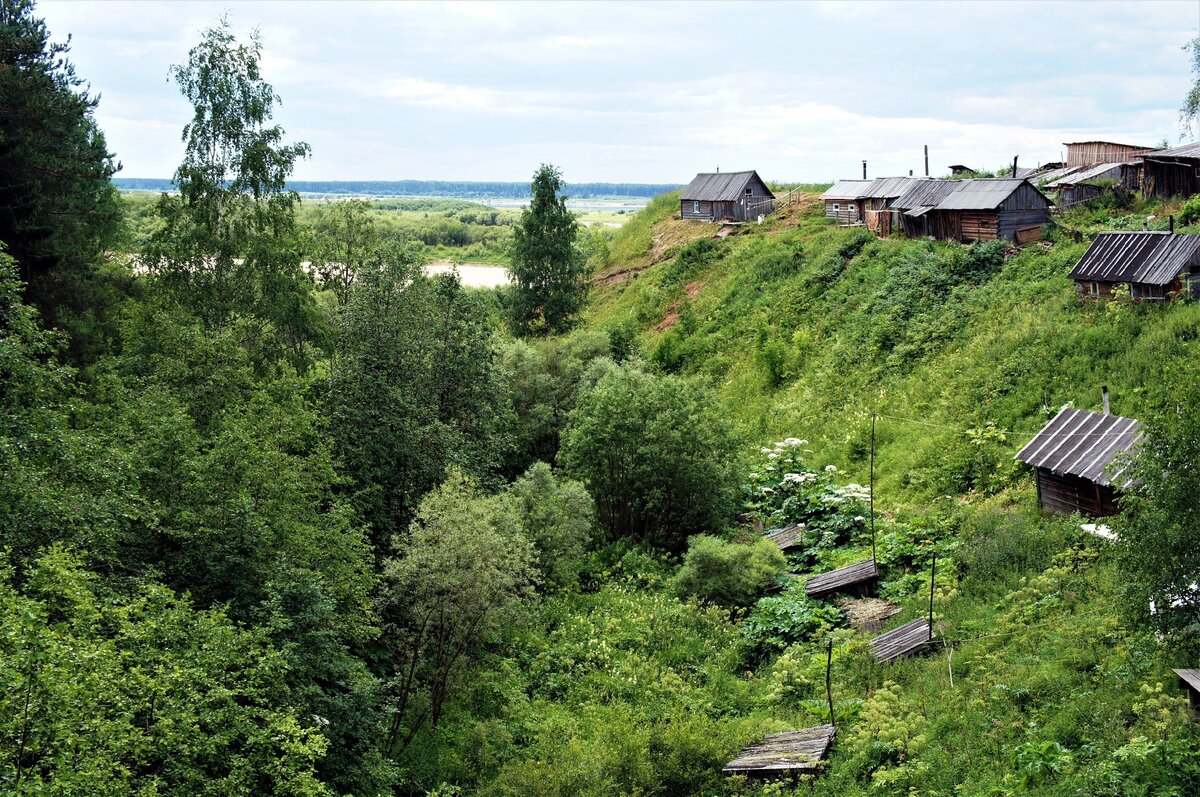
[930,178,1052,243]
[1015,406,1142,517]
[1141,142,1200,199]
[1172,669,1200,722]
[723,725,836,779]
[1045,162,1141,209]
[680,170,775,222]
[1068,231,1200,301]
[890,179,962,238]
[821,180,872,224]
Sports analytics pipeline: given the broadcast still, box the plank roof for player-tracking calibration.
[892,179,961,212]
[806,559,878,599]
[1142,142,1200,160]
[822,180,872,200]
[860,176,917,200]
[1067,232,1200,285]
[935,178,1035,210]
[765,524,805,551]
[869,618,933,663]
[1031,164,1087,187]
[723,725,836,775]
[681,171,774,202]
[1045,162,1127,188]
[1014,407,1142,489]
[1174,668,1200,693]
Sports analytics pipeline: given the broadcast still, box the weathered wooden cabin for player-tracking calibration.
[1142,142,1200,199]
[948,164,978,176]
[1015,407,1142,517]
[1065,140,1156,168]
[928,178,1052,243]
[861,177,917,235]
[1173,669,1200,722]
[821,180,871,224]
[680,170,774,222]
[1046,161,1141,209]
[890,179,961,238]
[1067,231,1200,300]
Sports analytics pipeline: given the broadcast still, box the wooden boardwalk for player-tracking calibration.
[806,559,878,599]
[723,725,836,778]
[765,524,805,552]
[870,618,933,663]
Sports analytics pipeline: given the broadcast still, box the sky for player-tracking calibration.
[38,0,1200,184]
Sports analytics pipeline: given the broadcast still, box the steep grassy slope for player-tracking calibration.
[585,194,1200,507]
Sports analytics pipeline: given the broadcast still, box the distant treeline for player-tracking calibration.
[113,177,682,199]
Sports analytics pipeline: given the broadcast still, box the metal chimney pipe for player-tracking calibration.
[924,145,929,177]
[862,160,867,179]
[1102,385,1111,415]
[1013,155,1019,177]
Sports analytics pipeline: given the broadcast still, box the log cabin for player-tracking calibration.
[1141,142,1200,199]
[821,180,871,224]
[1068,231,1200,301]
[927,178,1052,243]
[680,170,774,222]
[1015,406,1142,517]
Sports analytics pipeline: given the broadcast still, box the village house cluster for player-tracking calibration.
[678,141,1200,303]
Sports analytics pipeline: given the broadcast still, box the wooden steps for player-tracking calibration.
[870,618,933,663]
[805,559,878,599]
[722,724,836,778]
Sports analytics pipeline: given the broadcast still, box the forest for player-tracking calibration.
[3,2,1200,796]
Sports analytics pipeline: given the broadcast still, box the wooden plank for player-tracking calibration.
[765,524,805,551]
[806,559,879,599]
[869,618,933,663]
[722,725,836,776]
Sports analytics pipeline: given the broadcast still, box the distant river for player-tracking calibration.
[425,262,510,289]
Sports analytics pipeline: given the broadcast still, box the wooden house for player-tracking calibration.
[1141,142,1200,199]
[927,178,1052,243]
[948,165,978,176]
[821,180,871,224]
[1064,140,1156,168]
[860,177,918,236]
[1045,162,1141,209]
[1068,231,1200,301]
[1015,407,1142,517]
[890,179,961,238]
[680,170,774,222]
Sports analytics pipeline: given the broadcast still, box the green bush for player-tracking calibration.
[674,535,786,607]
[506,462,596,590]
[1179,194,1200,225]
[740,583,844,657]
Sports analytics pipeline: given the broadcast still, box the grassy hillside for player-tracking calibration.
[426,192,1200,796]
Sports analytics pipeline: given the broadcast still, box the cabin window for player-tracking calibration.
[832,203,840,211]
[746,187,753,195]
[848,203,856,212]
[692,200,700,214]
[1089,281,1100,298]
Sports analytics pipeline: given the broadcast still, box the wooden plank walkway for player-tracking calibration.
[764,524,805,552]
[805,559,878,599]
[870,618,933,663]
[722,725,836,777]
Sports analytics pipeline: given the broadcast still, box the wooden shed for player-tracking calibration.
[1172,669,1200,721]
[821,180,871,224]
[1068,231,1200,301]
[890,179,961,238]
[680,170,775,222]
[927,178,1052,243]
[1142,142,1200,199]
[1015,407,1142,517]
[1045,161,1142,209]
[1064,141,1156,168]
[723,726,836,779]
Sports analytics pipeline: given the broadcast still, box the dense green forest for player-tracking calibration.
[4,2,1200,796]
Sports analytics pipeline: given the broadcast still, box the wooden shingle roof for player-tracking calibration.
[681,171,774,202]
[765,524,805,551]
[1015,407,1142,489]
[1067,232,1200,286]
[806,559,878,599]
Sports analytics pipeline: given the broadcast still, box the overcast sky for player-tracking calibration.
[39,0,1200,184]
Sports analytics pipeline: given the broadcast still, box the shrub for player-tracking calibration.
[506,462,596,590]
[559,365,737,551]
[1179,194,1200,225]
[740,583,844,657]
[673,535,786,607]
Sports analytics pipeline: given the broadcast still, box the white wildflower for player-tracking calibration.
[761,487,775,494]
[784,437,803,447]
[824,464,838,473]
[767,452,779,459]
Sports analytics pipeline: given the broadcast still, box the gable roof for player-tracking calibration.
[681,170,774,201]
[1015,407,1142,489]
[935,178,1046,210]
[822,180,872,200]
[860,176,917,199]
[1067,232,1200,285]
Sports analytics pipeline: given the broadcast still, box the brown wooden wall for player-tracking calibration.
[1037,469,1121,517]
[681,199,713,220]
[825,199,862,224]
[1143,159,1200,199]
[1067,142,1154,168]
